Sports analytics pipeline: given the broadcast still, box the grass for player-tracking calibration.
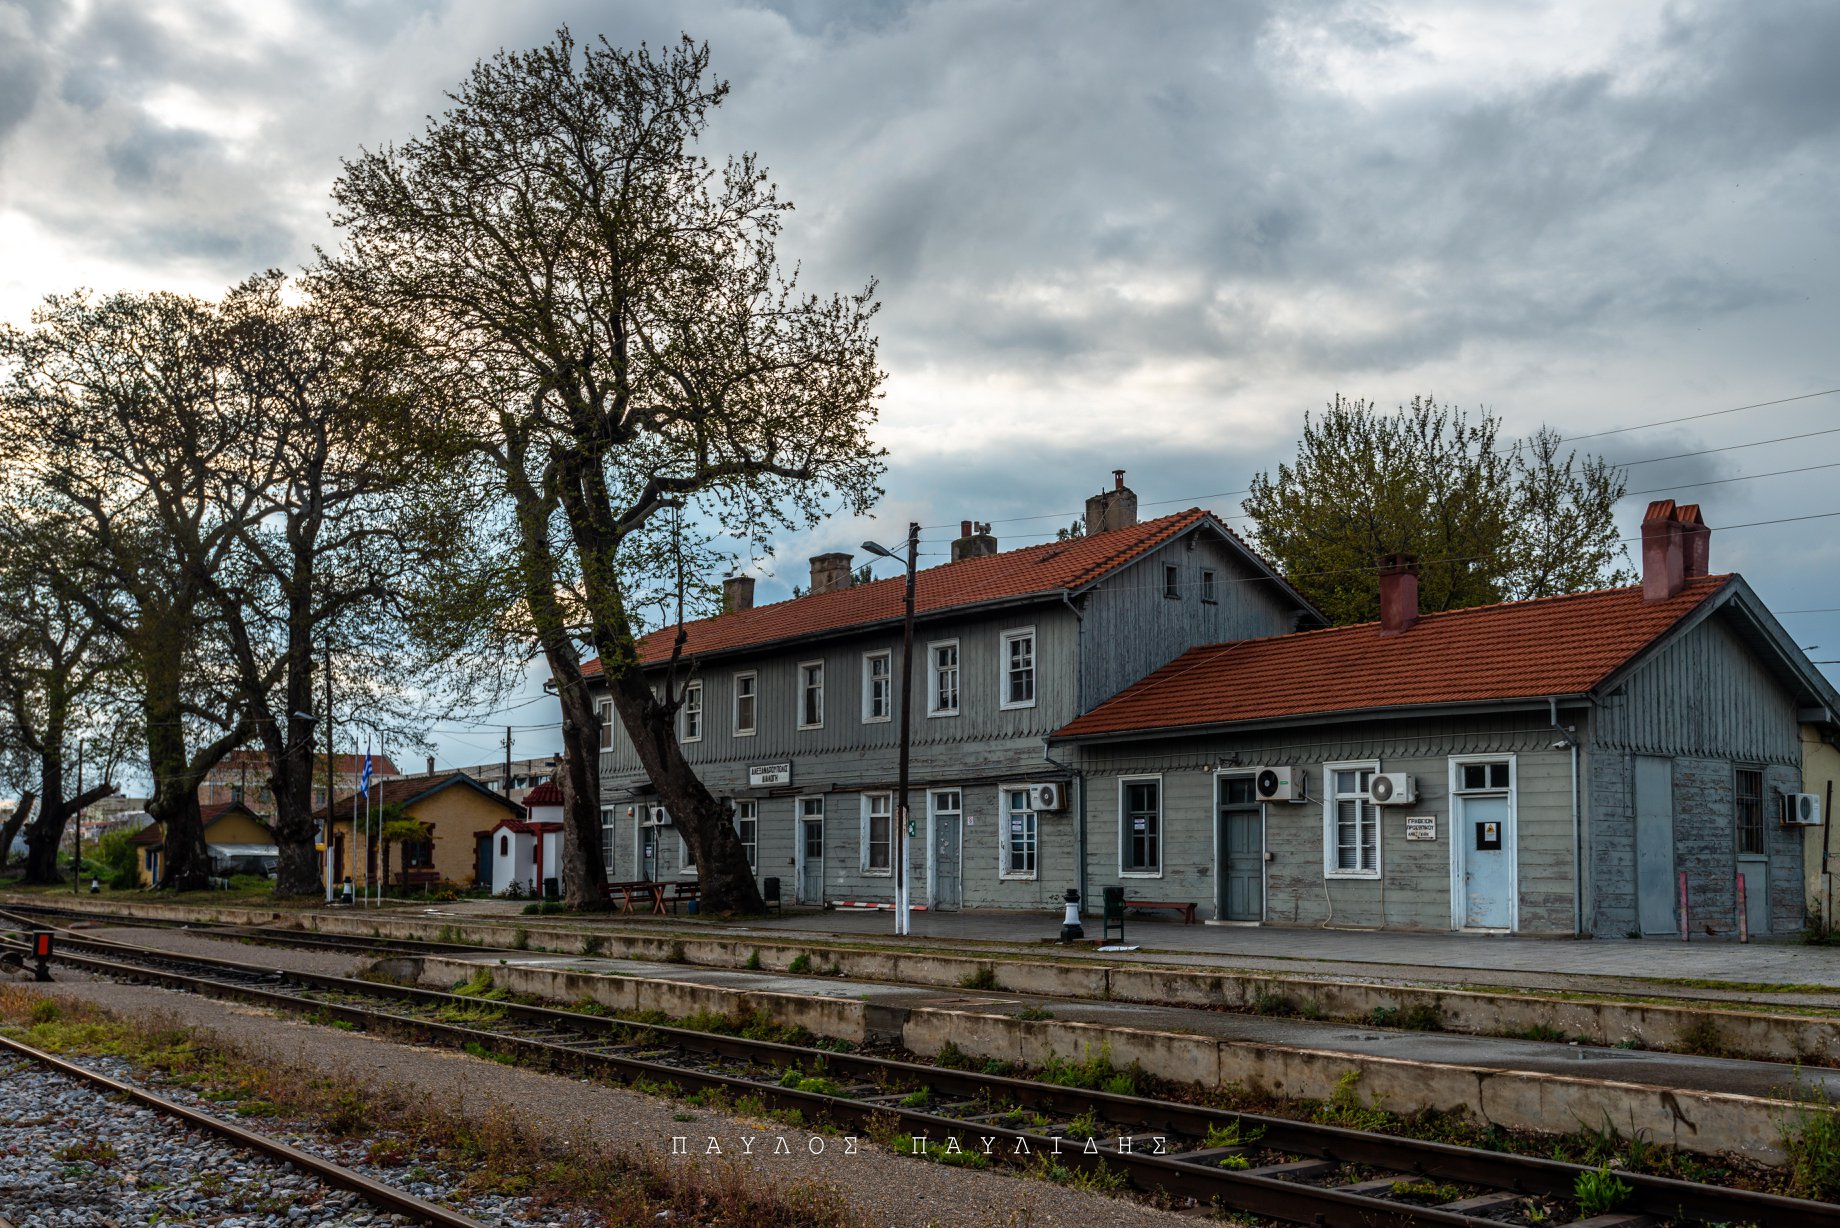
[1369,1003,1443,1032]
[787,954,813,974]
[1017,1004,1054,1021]
[745,949,763,971]
[1679,1016,1729,1058]
[958,966,999,991]
[1780,1083,1840,1201]
[0,986,871,1227]
[1038,1043,1140,1097]
[1573,1163,1633,1214]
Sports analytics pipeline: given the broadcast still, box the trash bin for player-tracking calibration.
[543,877,559,900]
[1102,885,1125,943]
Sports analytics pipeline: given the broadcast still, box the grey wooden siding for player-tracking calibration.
[1075,714,1579,932]
[1584,612,1806,936]
[1079,534,1305,710]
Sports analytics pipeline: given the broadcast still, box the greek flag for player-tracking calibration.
[360,747,373,798]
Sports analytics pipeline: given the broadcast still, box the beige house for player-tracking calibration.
[1801,725,1840,931]
[312,771,521,891]
[130,802,275,886]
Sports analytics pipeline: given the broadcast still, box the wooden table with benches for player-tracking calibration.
[602,880,701,915]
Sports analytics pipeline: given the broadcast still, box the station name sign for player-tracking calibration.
[748,762,793,787]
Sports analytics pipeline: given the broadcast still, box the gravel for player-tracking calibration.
[0,1054,411,1228]
[20,977,1201,1228]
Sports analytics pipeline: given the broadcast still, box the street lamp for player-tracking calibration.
[861,523,920,937]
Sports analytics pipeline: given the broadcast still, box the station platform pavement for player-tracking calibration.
[433,898,1840,1001]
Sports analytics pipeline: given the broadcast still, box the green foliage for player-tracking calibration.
[958,966,999,990]
[1039,1044,1137,1096]
[1243,396,1631,624]
[1017,1004,1054,1021]
[1202,1119,1264,1149]
[1573,1164,1633,1214]
[787,954,813,974]
[744,949,762,970]
[89,826,141,890]
[1781,1090,1840,1201]
[1369,1002,1442,1032]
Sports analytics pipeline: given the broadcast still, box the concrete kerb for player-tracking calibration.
[10,896,1837,1068]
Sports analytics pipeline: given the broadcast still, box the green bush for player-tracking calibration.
[90,827,141,890]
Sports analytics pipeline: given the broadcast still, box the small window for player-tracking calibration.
[1001,628,1036,710]
[734,799,758,868]
[799,661,824,729]
[1460,762,1511,792]
[600,807,617,874]
[929,641,960,716]
[678,831,698,875]
[598,699,615,750]
[1164,564,1180,599]
[1326,765,1379,877]
[230,784,243,804]
[499,834,509,856]
[1002,789,1038,878]
[862,793,892,873]
[1121,778,1161,874]
[734,672,757,737]
[403,837,433,869]
[1201,570,1217,603]
[862,650,893,722]
[1736,768,1765,856]
[681,681,703,742]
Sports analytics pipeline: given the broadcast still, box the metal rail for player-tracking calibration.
[7,913,1837,1227]
[0,1031,493,1228]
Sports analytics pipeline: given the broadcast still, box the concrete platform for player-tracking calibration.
[389,946,1840,1166]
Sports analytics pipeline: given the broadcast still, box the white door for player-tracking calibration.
[796,797,825,905]
[1459,794,1513,929]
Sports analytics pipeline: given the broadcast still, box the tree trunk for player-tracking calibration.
[265,674,323,898]
[142,639,213,890]
[604,661,764,915]
[549,655,606,910]
[0,791,36,871]
[20,758,66,885]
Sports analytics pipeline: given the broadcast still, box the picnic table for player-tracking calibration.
[603,879,702,915]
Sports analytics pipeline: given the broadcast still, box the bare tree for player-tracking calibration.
[328,32,886,912]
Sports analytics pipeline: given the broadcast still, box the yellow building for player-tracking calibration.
[1802,724,1840,932]
[130,802,276,886]
[312,771,523,892]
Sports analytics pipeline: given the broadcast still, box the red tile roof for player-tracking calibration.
[522,781,564,807]
[584,509,1296,672]
[1053,576,1732,741]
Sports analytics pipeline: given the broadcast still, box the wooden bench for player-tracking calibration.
[1125,899,1198,924]
[603,879,666,915]
[666,882,700,914]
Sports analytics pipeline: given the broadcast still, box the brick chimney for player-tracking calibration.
[722,574,756,613]
[808,552,853,595]
[1676,503,1711,579]
[1083,469,1139,535]
[1377,553,1420,635]
[425,755,435,777]
[1640,499,1685,602]
[951,520,998,562]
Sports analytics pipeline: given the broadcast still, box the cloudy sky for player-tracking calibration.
[3,0,1838,773]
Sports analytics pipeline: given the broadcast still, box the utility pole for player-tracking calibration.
[861,524,921,937]
[71,737,82,895]
[323,640,334,904]
[504,726,513,800]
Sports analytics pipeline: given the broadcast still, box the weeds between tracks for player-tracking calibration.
[0,986,867,1228]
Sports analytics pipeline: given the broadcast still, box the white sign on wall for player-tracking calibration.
[1405,815,1437,841]
[748,762,793,787]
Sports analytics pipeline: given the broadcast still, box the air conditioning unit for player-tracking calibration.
[1254,766,1306,803]
[646,806,672,827]
[1369,773,1417,806]
[1784,792,1824,826]
[1029,782,1067,813]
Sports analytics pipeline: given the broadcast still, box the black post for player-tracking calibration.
[324,640,334,902]
[895,522,918,936]
[71,738,82,894]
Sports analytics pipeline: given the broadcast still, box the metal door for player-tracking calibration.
[934,812,962,911]
[797,809,824,905]
[1634,755,1676,935]
[1459,794,1512,929]
[474,833,491,888]
[1738,857,1770,936]
[1218,777,1262,921]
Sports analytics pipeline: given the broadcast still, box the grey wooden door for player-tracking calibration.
[935,814,962,911]
[1218,777,1263,921]
[797,813,824,905]
[1634,755,1676,935]
[1738,857,1770,936]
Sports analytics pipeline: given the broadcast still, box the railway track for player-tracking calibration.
[0,1030,493,1228]
[4,908,1835,1227]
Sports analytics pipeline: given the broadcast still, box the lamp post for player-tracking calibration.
[862,523,920,937]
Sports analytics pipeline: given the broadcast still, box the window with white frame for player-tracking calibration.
[929,641,960,715]
[733,672,757,736]
[1325,764,1380,877]
[678,831,698,875]
[680,681,703,742]
[734,799,758,868]
[1000,628,1036,709]
[862,650,892,723]
[862,793,892,873]
[1120,777,1161,874]
[598,699,614,750]
[799,661,824,729]
[1002,788,1038,878]
[600,807,617,874]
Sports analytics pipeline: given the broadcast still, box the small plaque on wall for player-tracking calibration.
[1405,815,1437,841]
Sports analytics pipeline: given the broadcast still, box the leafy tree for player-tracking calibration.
[1243,395,1631,626]
[0,290,269,888]
[327,31,886,913]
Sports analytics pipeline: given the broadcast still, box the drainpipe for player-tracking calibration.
[1550,697,1582,935]
[1059,590,1088,910]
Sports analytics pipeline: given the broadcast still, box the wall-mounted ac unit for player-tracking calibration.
[1028,782,1067,813]
[1784,792,1823,826]
[1369,773,1417,806]
[1255,766,1306,803]
[646,806,672,827]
